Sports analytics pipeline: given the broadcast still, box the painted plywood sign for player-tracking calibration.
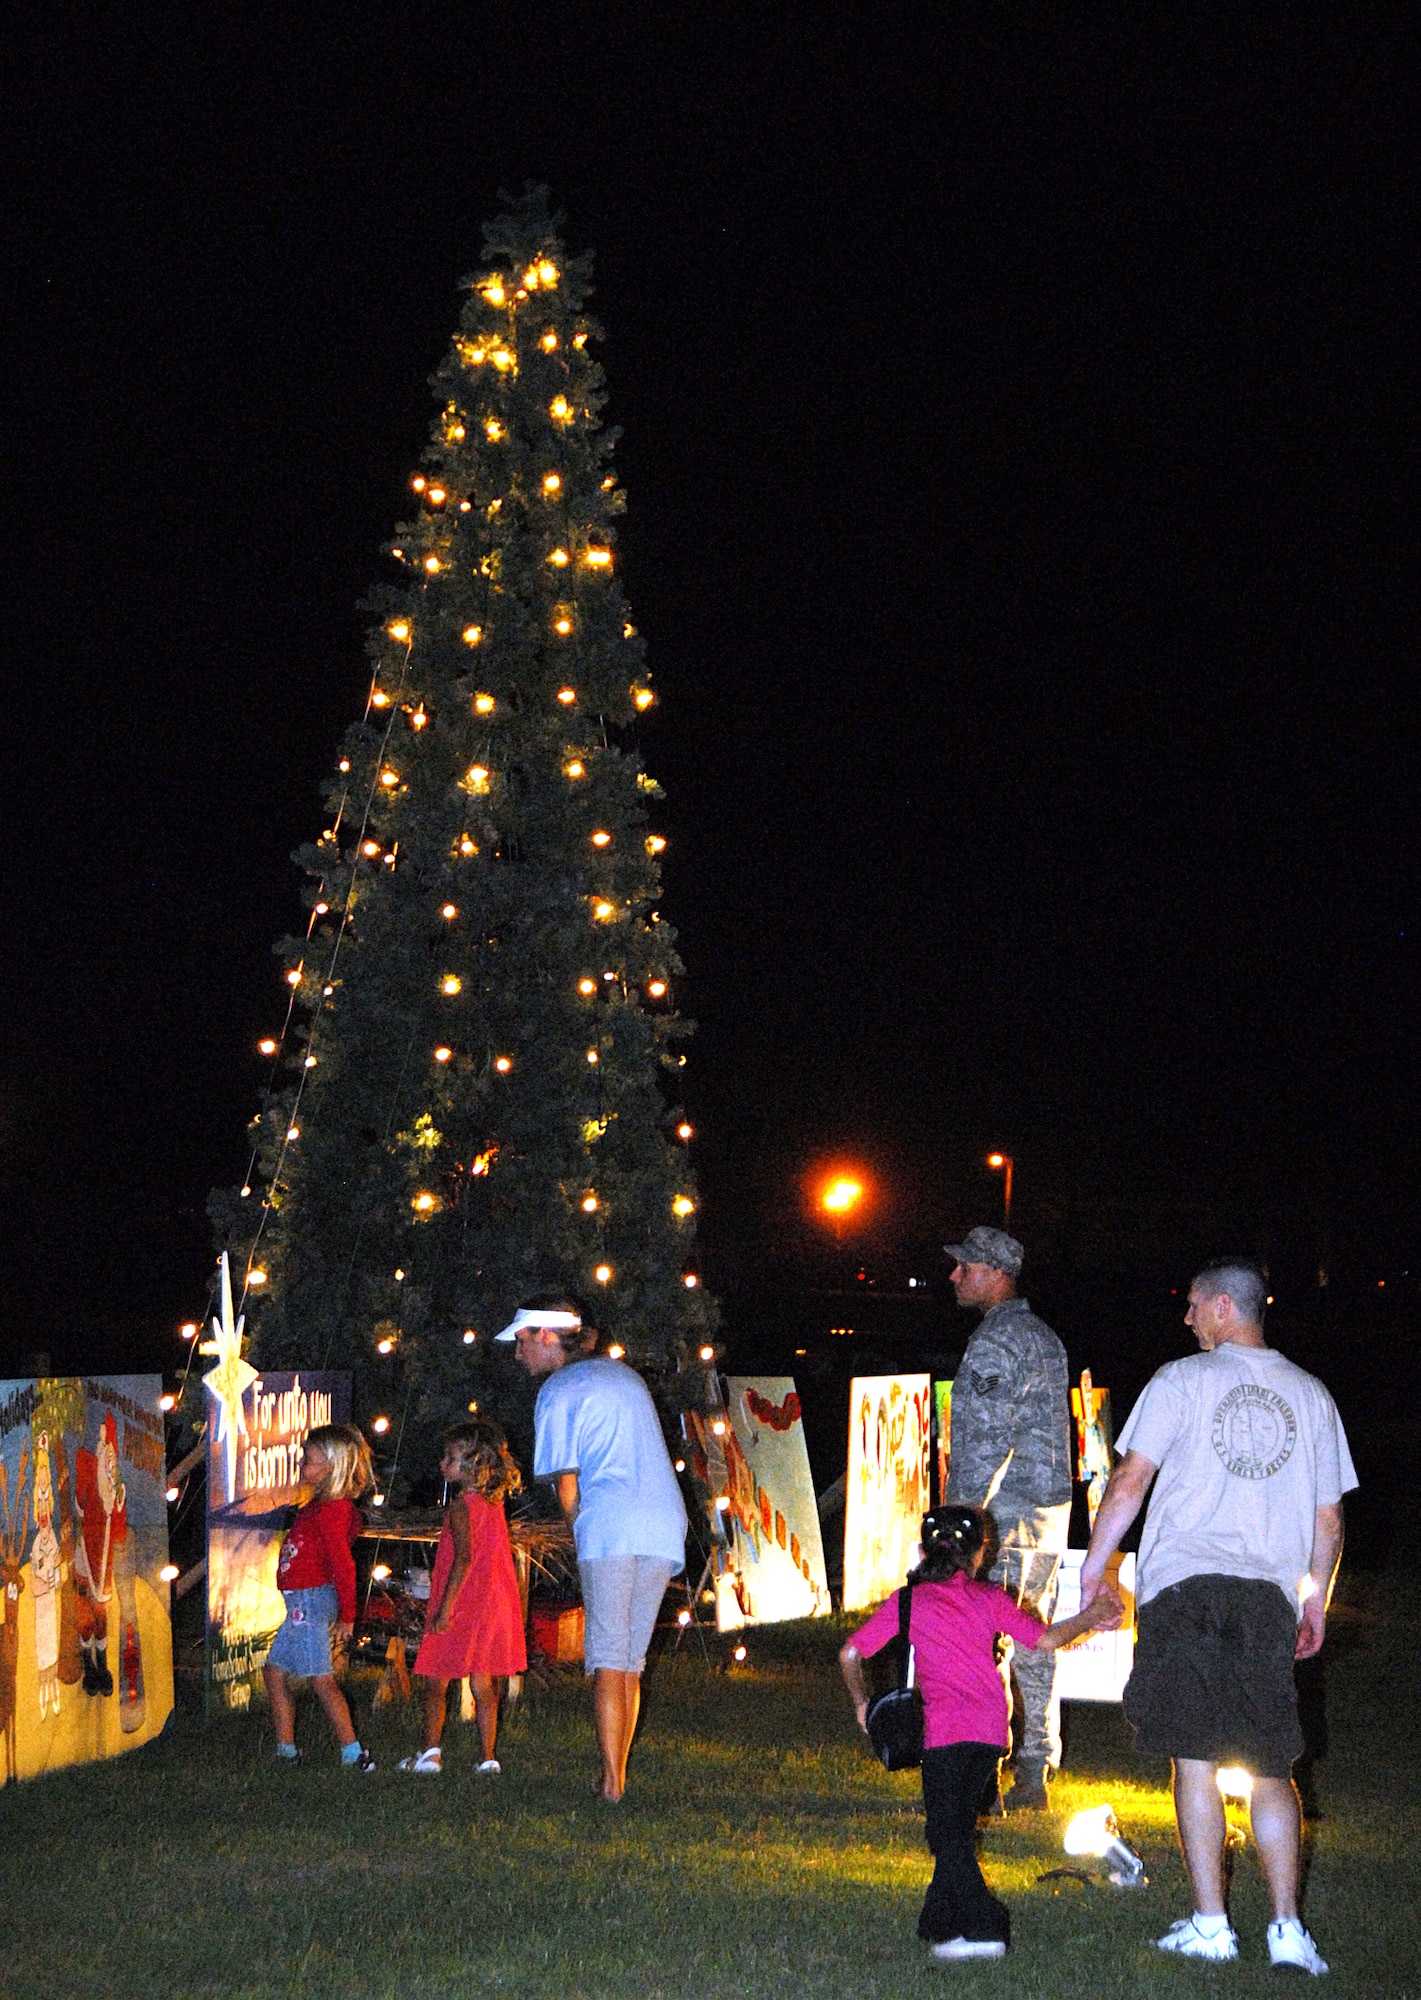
[719,1378,830,1625]
[0,1375,174,1782]
[205,1369,349,1712]
[1052,1549,1136,1702]
[843,1373,932,1611]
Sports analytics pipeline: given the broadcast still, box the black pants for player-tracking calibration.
[917,1742,1011,1946]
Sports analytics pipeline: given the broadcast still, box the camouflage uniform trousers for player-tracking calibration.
[991,1518,1070,1768]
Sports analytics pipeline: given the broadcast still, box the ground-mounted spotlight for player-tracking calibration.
[1062,1804,1148,1888]
[1216,1765,1254,1802]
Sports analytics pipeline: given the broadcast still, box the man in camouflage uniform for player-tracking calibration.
[945,1226,1072,1810]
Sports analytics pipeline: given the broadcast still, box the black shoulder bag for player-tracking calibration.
[865,1579,924,1771]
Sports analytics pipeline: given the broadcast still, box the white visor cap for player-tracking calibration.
[493,1307,582,1343]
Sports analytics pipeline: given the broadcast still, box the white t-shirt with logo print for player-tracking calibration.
[1116,1344,1358,1615]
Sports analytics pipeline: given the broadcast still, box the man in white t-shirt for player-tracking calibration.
[1080,1260,1356,1978]
[500,1291,687,1802]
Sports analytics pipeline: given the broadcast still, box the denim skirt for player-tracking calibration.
[266,1585,340,1677]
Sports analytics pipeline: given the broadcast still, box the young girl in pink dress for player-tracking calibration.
[398,1417,527,1776]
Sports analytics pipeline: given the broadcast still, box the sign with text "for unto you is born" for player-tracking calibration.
[205,1366,349,1713]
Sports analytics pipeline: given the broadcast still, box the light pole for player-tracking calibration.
[987,1152,1013,1228]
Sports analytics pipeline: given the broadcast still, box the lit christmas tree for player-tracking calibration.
[211,189,715,1459]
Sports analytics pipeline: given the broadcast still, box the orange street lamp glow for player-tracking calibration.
[823,1179,863,1214]
[987,1151,1014,1225]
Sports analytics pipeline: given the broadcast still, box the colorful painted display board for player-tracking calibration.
[842,1374,932,1611]
[1071,1372,1114,1528]
[0,1375,174,1782]
[1052,1549,1136,1702]
[205,1368,349,1712]
[933,1379,953,1506]
[719,1379,830,1625]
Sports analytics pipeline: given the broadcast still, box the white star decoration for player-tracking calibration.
[200,1252,259,1504]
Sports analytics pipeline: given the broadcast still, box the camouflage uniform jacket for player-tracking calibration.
[946,1297,1072,1536]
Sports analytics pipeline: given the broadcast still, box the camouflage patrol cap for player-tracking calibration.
[943,1225,1024,1278]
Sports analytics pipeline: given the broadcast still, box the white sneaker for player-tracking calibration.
[1268,1921,1329,1976]
[475,1757,502,1776]
[928,1938,1007,1961]
[1155,1916,1239,1961]
[396,1749,442,1775]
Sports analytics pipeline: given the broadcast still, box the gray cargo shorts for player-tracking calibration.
[580,1555,679,1674]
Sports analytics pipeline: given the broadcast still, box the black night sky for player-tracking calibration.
[4,13,1418,1519]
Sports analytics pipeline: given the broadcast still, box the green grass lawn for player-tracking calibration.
[2,1564,1416,2000]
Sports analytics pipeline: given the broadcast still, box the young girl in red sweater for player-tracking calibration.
[264,1423,374,1770]
[840,1505,1121,1961]
[398,1417,528,1776]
